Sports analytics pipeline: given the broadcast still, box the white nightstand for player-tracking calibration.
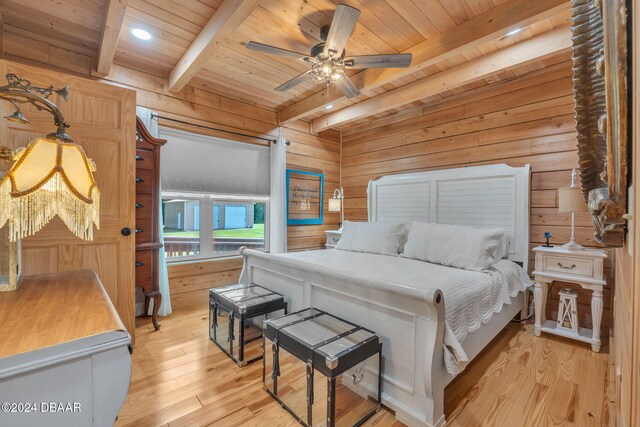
[532,245,607,352]
[325,230,342,249]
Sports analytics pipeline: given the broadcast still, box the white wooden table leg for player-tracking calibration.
[591,288,603,352]
[534,279,545,336]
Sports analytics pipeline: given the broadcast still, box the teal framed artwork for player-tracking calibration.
[286,169,324,225]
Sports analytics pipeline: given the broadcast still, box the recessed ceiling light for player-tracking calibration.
[325,104,334,109]
[132,28,152,41]
[506,28,523,37]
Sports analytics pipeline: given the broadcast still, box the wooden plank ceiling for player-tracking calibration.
[0,0,571,131]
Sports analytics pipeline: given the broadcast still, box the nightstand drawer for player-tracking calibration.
[541,254,594,278]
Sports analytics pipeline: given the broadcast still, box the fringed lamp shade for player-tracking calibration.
[0,134,100,242]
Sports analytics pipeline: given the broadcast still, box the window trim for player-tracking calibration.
[163,191,269,263]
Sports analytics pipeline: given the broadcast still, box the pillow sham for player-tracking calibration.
[335,221,405,256]
[402,222,506,271]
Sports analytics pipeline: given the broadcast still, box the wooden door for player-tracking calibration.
[0,60,136,338]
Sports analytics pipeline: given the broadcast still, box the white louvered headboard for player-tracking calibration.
[367,164,531,271]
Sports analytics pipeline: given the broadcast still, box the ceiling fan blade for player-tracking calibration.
[337,76,360,99]
[246,41,309,61]
[345,53,412,69]
[324,5,361,56]
[275,70,312,92]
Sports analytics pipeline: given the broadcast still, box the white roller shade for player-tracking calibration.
[159,127,271,196]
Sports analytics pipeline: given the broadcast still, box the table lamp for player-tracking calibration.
[328,187,344,230]
[0,74,100,291]
[558,169,588,251]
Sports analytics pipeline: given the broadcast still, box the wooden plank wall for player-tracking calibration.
[283,125,341,251]
[340,61,613,332]
[167,257,244,309]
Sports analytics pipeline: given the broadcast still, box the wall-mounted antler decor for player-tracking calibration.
[570,0,629,247]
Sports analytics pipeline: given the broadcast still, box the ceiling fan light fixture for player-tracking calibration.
[311,58,345,86]
[245,4,410,99]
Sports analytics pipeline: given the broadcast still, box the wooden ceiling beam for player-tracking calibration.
[279,0,569,124]
[311,26,572,133]
[94,0,129,76]
[167,0,260,93]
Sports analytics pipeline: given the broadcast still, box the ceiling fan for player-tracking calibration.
[245,4,412,99]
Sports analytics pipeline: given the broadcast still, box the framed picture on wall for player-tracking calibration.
[286,169,324,225]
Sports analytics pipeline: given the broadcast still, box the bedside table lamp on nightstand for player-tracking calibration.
[558,169,588,251]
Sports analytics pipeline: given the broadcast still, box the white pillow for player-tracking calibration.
[335,221,405,256]
[402,223,506,271]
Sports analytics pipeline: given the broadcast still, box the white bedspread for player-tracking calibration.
[276,250,532,375]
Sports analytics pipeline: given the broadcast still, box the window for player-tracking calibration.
[162,192,269,261]
[159,127,271,262]
[213,201,266,255]
[162,197,201,258]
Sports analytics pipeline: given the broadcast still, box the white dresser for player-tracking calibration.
[532,245,607,352]
[0,270,131,426]
[325,230,342,249]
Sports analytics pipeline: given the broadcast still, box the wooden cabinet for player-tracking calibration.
[135,116,166,330]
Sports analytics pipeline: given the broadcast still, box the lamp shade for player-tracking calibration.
[558,186,588,213]
[0,135,100,241]
[328,197,341,212]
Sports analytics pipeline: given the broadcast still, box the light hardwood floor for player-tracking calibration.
[116,291,610,427]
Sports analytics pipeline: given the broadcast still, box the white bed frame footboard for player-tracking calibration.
[240,248,524,427]
[240,248,449,426]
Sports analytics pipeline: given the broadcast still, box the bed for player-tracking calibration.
[239,163,531,427]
